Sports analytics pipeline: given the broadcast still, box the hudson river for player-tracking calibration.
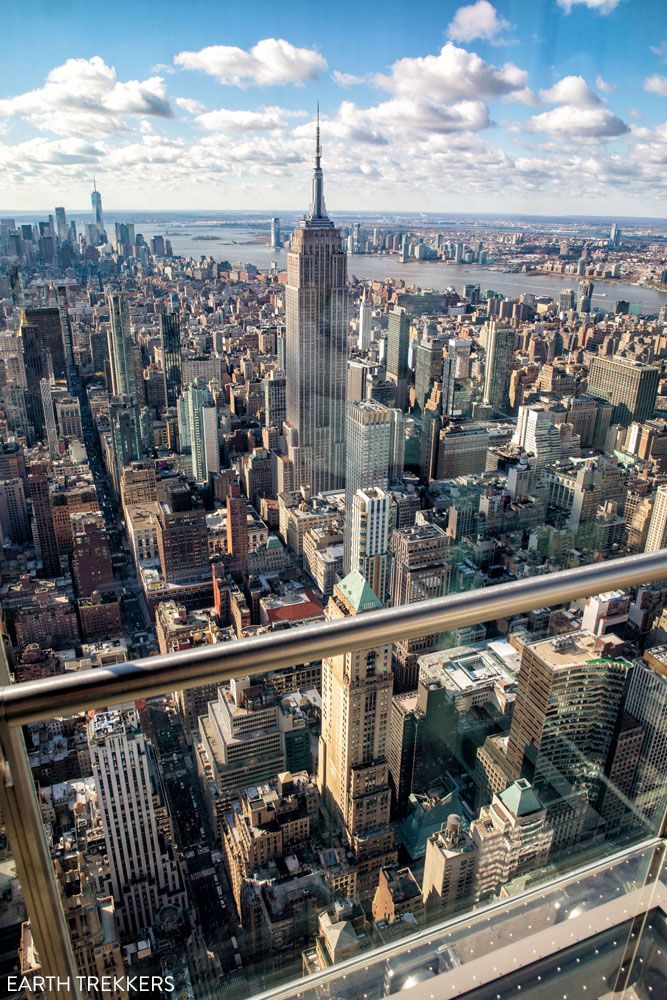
[145,224,667,315]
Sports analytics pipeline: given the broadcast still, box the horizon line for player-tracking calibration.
[3,208,667,224]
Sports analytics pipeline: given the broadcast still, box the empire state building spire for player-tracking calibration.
[308,103,328,222]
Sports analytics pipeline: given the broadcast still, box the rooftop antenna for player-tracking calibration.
[310,102,326,220]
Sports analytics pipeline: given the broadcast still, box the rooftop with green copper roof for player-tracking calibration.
[397,789,470,861]
[336,570,382,613]
[499,778,544,817]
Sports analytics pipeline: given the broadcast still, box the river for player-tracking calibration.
[144,224,667,316]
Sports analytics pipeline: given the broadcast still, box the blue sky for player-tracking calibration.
[2,0,667,215]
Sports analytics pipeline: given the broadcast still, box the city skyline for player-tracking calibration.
[3,3,667,995]
[3,1,667,216]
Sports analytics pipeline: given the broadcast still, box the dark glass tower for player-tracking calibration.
[23,306,67,382]
[91,179,104,230]
[160,312,182,407]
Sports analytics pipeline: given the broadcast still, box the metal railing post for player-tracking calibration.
[0,644,82,1000]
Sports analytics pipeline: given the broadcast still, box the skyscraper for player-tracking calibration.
[350,487,393,604]
[263,368,287,432]
[3,382,32,442]
[270,216,282,249]
[559,289,576,313]
[470,780,553,902]
[587,356,659,427]
[199,680,286,807]
[357,288,372,351]
[627,647,667,825]
[160,311,182,407]
[71,510,115,597]
[577,280,594,313]
[318,570,397,898]
[414,338,443,412]
[483,321,515,416]
[20,318,46,437]
[419,381,444,481]
[386,307,410,411]
[54,206,68,243]
[91,179,104,232]
[107,292,137,399]
[114,222,135,255]
[108,395,142,490]
[645,483,667,553]
[512,405,562,469]
[390,523,450,690]
[88,707,185,936]
[22,307,67,382]
[27,463,61,578]
[0,478,30,544]
[284,110,347,493]
[448,337,471,380]
[40,379,59,459]
[506,631,630,792]
[185,379,219,483]
[343,400,403,573]
[156,497,209,584]
[56,286,76,391]
[226,484,249,575]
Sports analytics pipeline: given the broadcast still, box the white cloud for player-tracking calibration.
[368,97,491,134]
[595,74,615,93]
[295,96,492,145]
[645,75,667,96]
[0,56,172,137]
[197,132,307,167]
[5,32,667,213]
[557,0,620,13]
[533,74,627,139]
[375,42,533,104]
[175,97,205,114]
[3,119,667,213]
[531,105,629,138]
[651,42,667,61]
[0,136,105,166]
[174,38,326,87]
[332,70,369,87]
[294,103,388,145]
[447,2,510,43]
[540,75,601,107]
[106,135,185,168]
[196,106,304,132]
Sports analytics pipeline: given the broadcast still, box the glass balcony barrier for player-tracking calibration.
[1,550,666,1000]
[255,839,666,1000]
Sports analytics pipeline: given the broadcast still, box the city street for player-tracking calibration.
[78,380,153,649]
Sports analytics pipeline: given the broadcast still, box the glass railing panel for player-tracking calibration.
[268,841,665,1000]
[2,568,666,1000]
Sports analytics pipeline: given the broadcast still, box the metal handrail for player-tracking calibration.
[1,548,666,727]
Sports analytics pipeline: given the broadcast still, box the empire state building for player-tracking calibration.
[284,111,348,492]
